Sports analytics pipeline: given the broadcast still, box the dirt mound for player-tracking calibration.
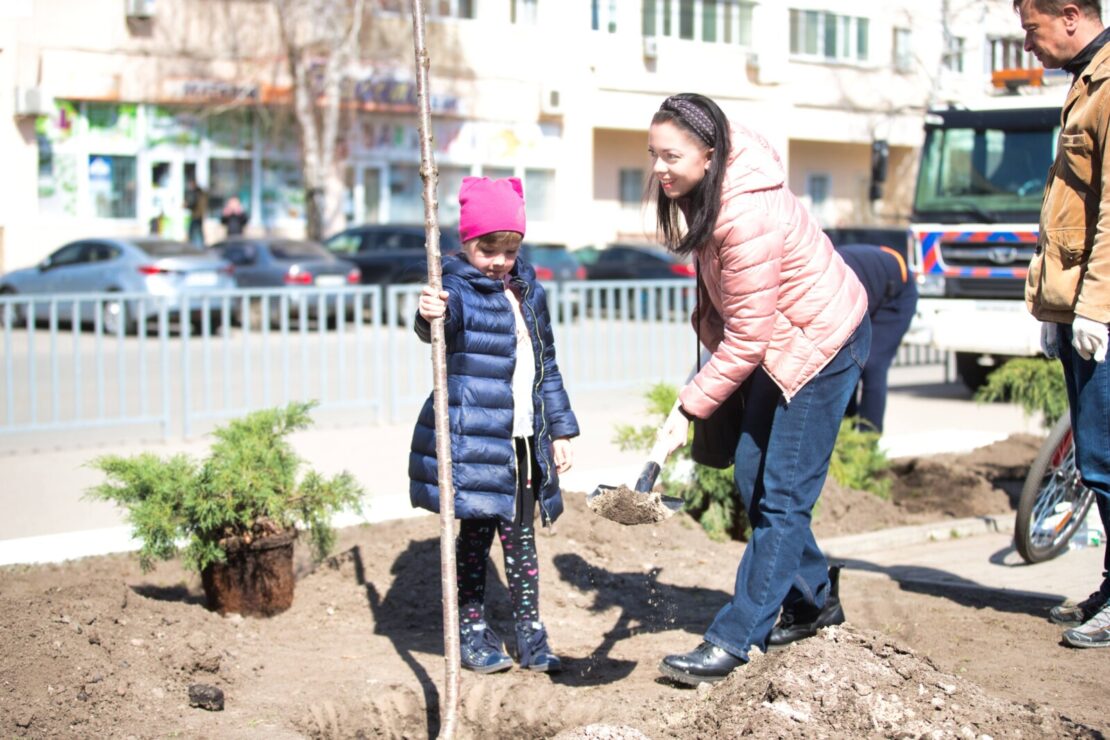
[2,433,1105,738]
[675,627,1098,738]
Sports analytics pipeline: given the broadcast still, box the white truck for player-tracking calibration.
[906,78,1064,389]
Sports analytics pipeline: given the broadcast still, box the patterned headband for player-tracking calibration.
[660,96,716,146]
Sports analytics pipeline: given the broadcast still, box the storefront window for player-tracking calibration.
[88,154,137,218]
[438,165,469,225]
[483,167,514,180]
[147,106,203,147]
[389,164,470,224]
[524,168,556,221]
[208,110,254,151]
[262,160,305,226]
[389,164,423,223]
[209,158,252,219]
[86,103,137,139]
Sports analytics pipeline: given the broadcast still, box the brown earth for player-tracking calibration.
[2,433,1106,739]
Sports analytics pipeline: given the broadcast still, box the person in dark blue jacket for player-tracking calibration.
[409,176,579,675]
[836,243,918,433]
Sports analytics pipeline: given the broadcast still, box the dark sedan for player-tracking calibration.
[584,242,694,280]
[323,224,461,287]
[581,243,694,318]
[209,238,360,327]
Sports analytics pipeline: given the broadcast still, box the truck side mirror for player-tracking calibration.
[870,140,889,201]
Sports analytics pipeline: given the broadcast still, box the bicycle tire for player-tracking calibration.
[1014,414,1096,564]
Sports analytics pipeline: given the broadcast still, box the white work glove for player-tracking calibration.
[1040,322,1059,359]
[657,401,691,458]
[1072,314,1108,363]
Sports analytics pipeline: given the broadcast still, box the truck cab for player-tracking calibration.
[908,89,1061,389]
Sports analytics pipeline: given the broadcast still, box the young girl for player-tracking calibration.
[647,94,871,685]
[408,176,578,674]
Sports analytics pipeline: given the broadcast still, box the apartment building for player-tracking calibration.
[0,0,1038,272]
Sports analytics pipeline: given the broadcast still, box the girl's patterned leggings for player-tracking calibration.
[456,518,540,626]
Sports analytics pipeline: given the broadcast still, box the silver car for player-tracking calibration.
[0,237,235,333]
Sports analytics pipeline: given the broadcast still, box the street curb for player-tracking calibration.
[820,513,1014,558]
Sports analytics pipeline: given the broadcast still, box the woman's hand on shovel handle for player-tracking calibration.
[553,437,574,473]
[418,285,449,321]
[658,403,691,458]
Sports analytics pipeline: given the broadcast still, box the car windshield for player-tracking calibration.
[133,239,207,257]
[270,241,331,259]
[913,108,1058,223]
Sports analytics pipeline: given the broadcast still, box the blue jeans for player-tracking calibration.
[1056,324,1110,595]
[705,317,870,660]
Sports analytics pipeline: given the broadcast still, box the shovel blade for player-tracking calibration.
[586,483,683,526]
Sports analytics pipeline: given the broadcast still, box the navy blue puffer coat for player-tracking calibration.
[408,254,579,524]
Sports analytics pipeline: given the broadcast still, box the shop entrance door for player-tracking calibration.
[346,165,383,225]
[141,154,197,242]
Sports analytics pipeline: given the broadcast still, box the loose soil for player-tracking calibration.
[2,433,1106,739]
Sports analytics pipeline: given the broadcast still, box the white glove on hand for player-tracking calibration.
[1040,322,1059,359]
[1072,314,1108,363]
[657,402,691,458]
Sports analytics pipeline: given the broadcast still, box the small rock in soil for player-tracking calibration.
[188,683,225,711]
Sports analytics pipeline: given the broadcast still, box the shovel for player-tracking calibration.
[586,407,685,526]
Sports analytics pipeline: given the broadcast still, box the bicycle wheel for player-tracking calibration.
[1014,414,1096,564]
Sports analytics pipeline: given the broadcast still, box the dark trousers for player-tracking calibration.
[846,283,917,433]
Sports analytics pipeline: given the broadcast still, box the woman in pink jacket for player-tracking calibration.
[650,93,871,686]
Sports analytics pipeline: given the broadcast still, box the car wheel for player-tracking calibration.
[102,294,134,335]
[0,287,27,328]
[955,352,996,393]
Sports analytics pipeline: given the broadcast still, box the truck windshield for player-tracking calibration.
[913,107,1059,223]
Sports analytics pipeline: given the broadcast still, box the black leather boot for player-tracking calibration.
[659,641,745,686]
[768,564,846,648]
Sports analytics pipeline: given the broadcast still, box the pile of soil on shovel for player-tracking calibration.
[2,433,1105,738]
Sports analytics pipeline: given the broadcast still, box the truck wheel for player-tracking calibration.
[955,352,994,392]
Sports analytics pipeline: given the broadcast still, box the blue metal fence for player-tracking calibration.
[0,281,946,443]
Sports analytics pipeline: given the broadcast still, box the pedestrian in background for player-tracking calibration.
[1015,0,1110,648]
[409,177,579,674]
[646,93,870,685]
[185,179,207,247]
[837,243,919,434]
[220,195,249,237]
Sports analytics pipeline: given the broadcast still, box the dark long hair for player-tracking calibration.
[651,93,731,256]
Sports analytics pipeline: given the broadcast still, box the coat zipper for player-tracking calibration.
[514,278,553,525]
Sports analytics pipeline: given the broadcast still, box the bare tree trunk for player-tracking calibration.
[275,0,364,241]
[409,1,460,738]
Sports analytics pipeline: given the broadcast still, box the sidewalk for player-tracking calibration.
[0,365,1044,569]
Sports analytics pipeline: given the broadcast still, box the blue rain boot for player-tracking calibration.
[459,621,513,674]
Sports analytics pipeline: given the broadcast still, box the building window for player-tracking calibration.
[944,34,965,73]
[524,168,556,220]
[806,173,831,223]
[88,155,137,219]
[592,0,617,32]
[642,0,753,44]
[790,9,869,62]
[511,0,537,24]
[988,36,1033,71]
[619,168,644,206]
[893,27,912,72]
[209,158,253,220]
[483,166,515,180]
[379,0,472,18]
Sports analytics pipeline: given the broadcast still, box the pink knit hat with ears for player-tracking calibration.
[458,176,526,242]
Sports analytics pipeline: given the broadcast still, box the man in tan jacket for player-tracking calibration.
[1017,0,1110,648]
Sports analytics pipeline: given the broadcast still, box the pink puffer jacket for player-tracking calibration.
[678,124,868,418]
